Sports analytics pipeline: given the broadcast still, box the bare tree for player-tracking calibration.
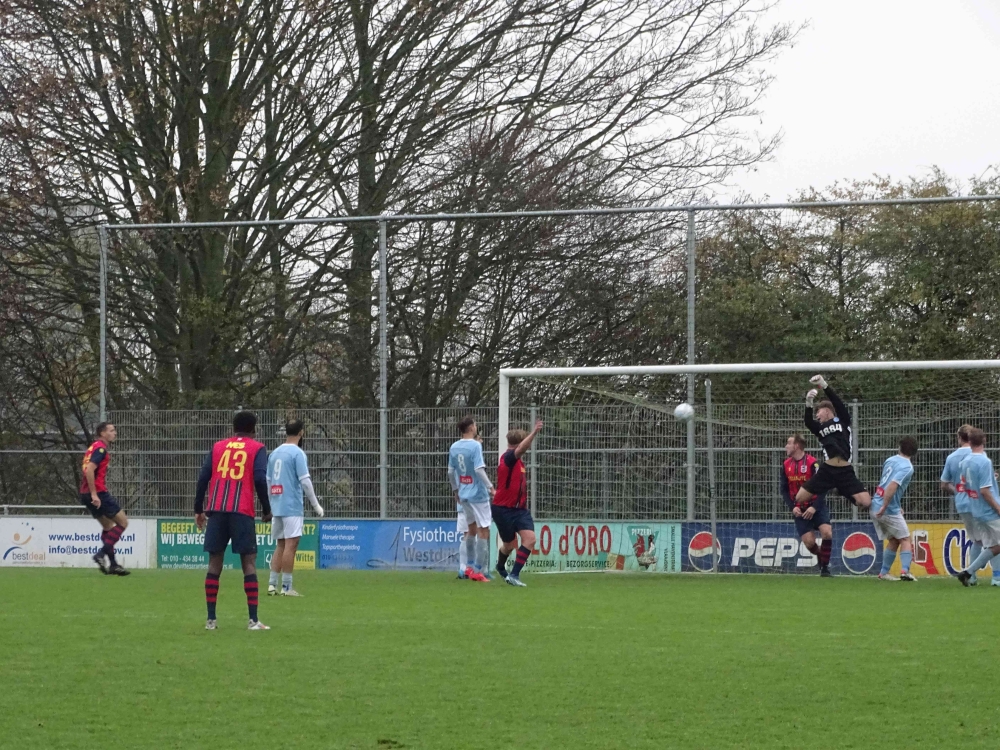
[0,0,791,416]
[338,0,793,405]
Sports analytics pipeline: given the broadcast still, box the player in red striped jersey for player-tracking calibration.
[195,411,272,631]
[781,433,832,576]
[493,420,543,587]
[78,422,131,575]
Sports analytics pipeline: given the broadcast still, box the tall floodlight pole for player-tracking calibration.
[686,209,696,521]
[379,219,389,520]
[98,225,109,421]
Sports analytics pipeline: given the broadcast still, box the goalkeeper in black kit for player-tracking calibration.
[796,375,873,510]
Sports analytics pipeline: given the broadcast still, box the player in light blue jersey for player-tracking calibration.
[266,421,324,596]
[957,428,1000,586]
[941,425,983,583]
[454,433,488,579]
[448,416,494,582]
[872,437,918,582]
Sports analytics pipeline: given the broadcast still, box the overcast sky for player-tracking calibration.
[721,0,1000,201]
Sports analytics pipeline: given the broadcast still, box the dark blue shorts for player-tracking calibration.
[79,492,122,520]
[491,505,534,544]
[204,512,257,556]
[793,500,831,537]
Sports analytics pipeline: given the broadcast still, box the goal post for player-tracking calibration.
[500,360,1000,454]
[499,360,1000,575]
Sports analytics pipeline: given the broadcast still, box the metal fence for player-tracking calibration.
[3,401,996,520]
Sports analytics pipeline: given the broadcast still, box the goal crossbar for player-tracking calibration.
[497,359,1000,456]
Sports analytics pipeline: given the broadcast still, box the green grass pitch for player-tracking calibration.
[2,569,998,749]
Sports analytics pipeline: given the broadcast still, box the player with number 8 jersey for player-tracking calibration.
[195,410,272,630]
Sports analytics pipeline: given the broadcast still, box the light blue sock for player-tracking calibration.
[269,570,279,588]
[969,542,983,581]
[464,534,476,570]
[968,548,996,574]
[282,572,292,591]
[475,537,489,572]
[899,550,912,573]
[881,548,897,576]
[458,533,468,573]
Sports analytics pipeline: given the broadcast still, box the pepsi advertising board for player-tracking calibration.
[683,522,883,575]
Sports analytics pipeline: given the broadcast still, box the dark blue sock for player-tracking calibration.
[497,550,511,576]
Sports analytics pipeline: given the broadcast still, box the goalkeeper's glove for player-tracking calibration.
[805,389,818,407]
[809,374,828,389]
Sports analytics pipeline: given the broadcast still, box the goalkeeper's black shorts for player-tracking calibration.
[802,463,866,499]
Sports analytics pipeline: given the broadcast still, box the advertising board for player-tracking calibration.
[682,522,883,575]
[318,519,682,572]
[157,518,318,570]
[1,517,155,568]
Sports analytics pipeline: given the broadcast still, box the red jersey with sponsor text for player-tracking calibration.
[80,440,110,493]
[493,449,528,509]
[205,436,266,517]
[784,454,819,508]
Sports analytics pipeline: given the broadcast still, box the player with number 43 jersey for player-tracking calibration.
[195,410,272,631]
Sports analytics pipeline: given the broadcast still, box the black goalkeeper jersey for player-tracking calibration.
[804,385,853,462]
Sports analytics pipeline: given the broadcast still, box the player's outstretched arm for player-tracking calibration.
[514,420,544,460]
[803,389,820,433]
[811,374,850,424]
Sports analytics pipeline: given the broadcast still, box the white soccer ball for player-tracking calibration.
[674,402,695,421]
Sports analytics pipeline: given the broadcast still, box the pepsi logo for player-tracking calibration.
[688,530,721,572]
[841,531,877,574]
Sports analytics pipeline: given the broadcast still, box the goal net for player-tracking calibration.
[498,361,1000,576]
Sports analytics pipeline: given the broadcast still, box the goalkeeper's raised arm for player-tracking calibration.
[803,387,821,435]
[810,374,851,425]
